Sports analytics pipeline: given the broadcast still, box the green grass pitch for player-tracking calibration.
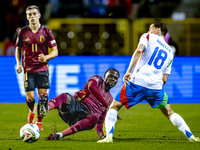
[0,103,199,150]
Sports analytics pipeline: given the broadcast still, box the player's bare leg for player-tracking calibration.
[97,100,123,143]
[161,104,199,142]
[37,89,48,130]
[26,91,35,124]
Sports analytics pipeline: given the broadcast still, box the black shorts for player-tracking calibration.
[24,71,49,92]
[58,94,89,126]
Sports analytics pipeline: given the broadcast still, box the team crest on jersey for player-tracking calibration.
[40,35,44,42]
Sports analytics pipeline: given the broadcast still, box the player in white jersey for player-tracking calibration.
[132,33,173,90]
[98,21,199,143]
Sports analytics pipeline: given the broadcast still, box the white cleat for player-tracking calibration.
[190,136,200,143]
[97,137,113,143]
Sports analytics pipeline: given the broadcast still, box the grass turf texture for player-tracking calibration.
[0,103,199,150]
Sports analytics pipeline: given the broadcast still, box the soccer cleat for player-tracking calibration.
[190,136,200,143]
[28,111,35,124]
[38,92,48,117]
[47,134,60,140]
[97,137,113,143]
[36,122,44,131]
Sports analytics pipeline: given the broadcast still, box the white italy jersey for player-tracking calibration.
[130,33,174,90]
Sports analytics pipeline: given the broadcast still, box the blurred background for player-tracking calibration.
[1,0,200,103]
[0,0,200,56]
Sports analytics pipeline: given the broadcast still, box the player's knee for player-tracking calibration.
[87,114,98,124]
[167,108,174,118]
[59,93,67,101]
[60,93,71,105]
[86,114,98,130]
[26,95,34,103]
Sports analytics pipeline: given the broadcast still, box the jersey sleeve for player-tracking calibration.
[163,53,173,74]
[138,33,149,50]
[89,75,103,84]
[46,28,57,48]
[15,28,23,48]
[88,75,109,108]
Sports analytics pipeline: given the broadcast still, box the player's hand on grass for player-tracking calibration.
[17,64,23,74]
[38,54,47,63]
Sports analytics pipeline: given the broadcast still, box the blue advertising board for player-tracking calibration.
[0,56,199,103]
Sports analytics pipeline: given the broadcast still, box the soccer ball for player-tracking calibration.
[20,124,40,143]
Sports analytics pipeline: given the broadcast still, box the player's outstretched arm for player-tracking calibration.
[88,79,109,108]
[126,44,144,74]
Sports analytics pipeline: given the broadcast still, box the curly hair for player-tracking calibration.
[104,68,120,78]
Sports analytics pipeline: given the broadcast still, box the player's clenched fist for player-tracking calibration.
[38,54,47,63]
[17,64,23,74]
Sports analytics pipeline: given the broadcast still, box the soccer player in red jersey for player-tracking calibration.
[15,5,58,130]
[38,68,120,140]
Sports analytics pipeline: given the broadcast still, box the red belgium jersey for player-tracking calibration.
[15,25,57,73]
[74,75,113,115]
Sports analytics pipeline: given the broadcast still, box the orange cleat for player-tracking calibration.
[36,122,44,130]
[28,111,35,124]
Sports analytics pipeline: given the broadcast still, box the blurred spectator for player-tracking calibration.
[5,0,28,40]
[4,37,15,56]
[83,0,132,18]
[83,0,109,17]
[194,4,200,18]
[42,0,61,23]
[136,0,181,18]
[128,0,142,20]
[3,27,21,56]
[59,0,83,18]
[107,0,132,18]
[0,1,7,41]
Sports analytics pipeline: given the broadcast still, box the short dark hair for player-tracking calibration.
[26,5,40,13]
[104,68,120,78]
[153,21,168,36]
